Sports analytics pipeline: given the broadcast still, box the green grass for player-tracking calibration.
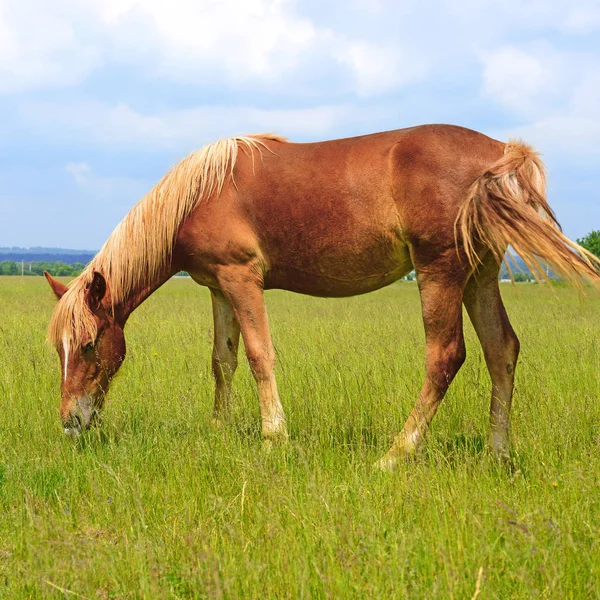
[1,277,599,599]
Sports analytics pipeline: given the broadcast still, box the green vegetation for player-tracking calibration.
[577,230,600,258]
[1,277,599,598]
[513,272,534,283]
[0,260,86,277]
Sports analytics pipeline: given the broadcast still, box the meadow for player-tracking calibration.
[1,276,599,599]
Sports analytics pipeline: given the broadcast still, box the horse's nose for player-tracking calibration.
[61,396,100,436]
[62,412,83,437]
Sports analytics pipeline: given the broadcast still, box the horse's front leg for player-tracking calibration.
[216,266,288,443]
[210,289,240,426]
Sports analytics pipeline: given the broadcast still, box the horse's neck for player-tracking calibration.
[115,267,177,324]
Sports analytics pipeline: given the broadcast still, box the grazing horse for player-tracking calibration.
[45,125,600,470]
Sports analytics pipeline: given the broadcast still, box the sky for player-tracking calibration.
[0,0,599,249]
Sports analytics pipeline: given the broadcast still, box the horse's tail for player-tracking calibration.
[455,140,600,288]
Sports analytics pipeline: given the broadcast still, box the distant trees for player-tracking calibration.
[577,230,600,258]
[0,261,18,275]
[0,260,189,278]
[513,272,533,283]
[0,260,85,277]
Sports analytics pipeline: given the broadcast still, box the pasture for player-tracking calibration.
[1,276,599,598]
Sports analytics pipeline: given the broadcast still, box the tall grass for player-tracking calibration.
[1,277,599,598]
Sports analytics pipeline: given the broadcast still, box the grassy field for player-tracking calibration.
[1,277,599,599]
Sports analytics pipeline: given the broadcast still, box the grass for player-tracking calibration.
[1,276,599,599]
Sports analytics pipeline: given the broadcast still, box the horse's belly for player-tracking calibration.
[264,239,413,297]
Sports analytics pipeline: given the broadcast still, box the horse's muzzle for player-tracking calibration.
[62,397,97,436]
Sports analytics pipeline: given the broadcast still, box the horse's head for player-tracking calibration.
[45,271,126,436]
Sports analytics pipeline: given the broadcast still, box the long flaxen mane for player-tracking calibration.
[48,133,286,350]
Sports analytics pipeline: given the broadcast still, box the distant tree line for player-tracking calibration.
[0,260,86,277]
[0,260,192,278]
[577,230,600,258]
[512,272,534,282]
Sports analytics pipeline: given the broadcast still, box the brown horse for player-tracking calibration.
[45,125,600,470]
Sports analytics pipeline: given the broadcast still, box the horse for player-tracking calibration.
[45,125,600,471]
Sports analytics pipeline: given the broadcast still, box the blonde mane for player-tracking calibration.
[48,133,286,349]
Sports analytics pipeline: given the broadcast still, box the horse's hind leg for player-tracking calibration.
[210,289,241,425]
[376,252,468,471]
[463,253,520,461]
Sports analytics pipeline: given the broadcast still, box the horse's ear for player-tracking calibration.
[85,272,107,312]
[44,271,68,300]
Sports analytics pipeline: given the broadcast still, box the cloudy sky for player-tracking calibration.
[1,0,599,249]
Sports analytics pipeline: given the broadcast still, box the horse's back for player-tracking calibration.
[238,130,409,295]
[179,125,504,296]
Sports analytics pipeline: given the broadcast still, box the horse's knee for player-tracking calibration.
[429,337,466,390]
[212,351,238,385]
[245,345,275,381]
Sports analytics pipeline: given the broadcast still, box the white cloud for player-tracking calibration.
[0,0,415,96]
[483,45,600,163]
[63,159,150,214]
[0,0,321,92]
[558,4,600,34]
[1,0,598,99]
[335,40,426,96]
[65,162,92,184]
[497,116,600,162]
[0,1,101,94]
[1,0,599,159]
[481,46,558,114]
[97,0,320,82]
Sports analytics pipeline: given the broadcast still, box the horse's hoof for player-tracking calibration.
[491,448,515,472]
[374,451,411,472]
[262,429,289,448]
[211,417,224,430]
[374,454,398,472]
[374,445,418,471]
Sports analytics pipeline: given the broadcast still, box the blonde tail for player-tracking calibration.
[456,140,600,289]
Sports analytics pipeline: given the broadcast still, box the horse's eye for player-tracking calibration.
[83,342,95,353]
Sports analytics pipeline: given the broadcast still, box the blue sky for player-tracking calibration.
[1,0,599,249]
